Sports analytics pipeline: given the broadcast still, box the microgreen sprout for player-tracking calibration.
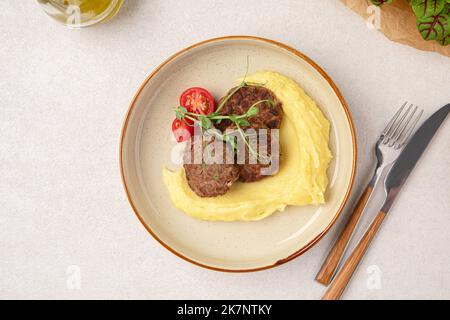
[173,57,273,162]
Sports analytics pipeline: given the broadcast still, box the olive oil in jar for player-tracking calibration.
[38,0,123,28]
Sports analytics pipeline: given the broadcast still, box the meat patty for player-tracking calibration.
[183,137,239,197]
[216,86,283,182]
[237,129,280,182]
[216,86,283,131]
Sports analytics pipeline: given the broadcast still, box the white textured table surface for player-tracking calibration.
[1,0,449,300]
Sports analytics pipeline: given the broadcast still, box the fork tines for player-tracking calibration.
[381,102,423,149]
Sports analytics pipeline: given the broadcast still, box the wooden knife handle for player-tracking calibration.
[315,185,373,285]
[322,211,387,300]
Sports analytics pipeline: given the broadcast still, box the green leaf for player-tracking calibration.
[411,0,446,18]
[416,12,450,41]
[246,105,259,117]
[238,119,251,127]
[174,106,187,120]
[370,0,393,6]
[438,33,450,45]
[200,116,212,129]
[444,3,450,14]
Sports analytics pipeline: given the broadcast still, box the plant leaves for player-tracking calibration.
[228,115,237,123]
[246,105,259,117]
[417,12,450,41]
[368,0,449,46]
[175,106,187,120]
[439,33,450,45]
[199,116,212,129]
[370,0,393,6]
[444,3,450,14]
[238,119,251,127]
[411,0,447,18]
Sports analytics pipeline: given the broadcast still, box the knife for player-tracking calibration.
[322,103,450,300]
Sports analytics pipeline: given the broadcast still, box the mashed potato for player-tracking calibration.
[163,71,332,221]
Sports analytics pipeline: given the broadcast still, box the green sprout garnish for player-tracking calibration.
[173,58,274,163]
[173,87,273,163]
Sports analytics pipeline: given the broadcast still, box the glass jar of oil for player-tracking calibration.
[38,0,123,28]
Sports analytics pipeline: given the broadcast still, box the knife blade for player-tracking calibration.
[322,104,450,300]
[382,103,450,212]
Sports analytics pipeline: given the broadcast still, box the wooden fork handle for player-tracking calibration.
[315,185,373,285]
[322,211,387,300]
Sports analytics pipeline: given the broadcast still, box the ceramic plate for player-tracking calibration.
[120,36,356,272]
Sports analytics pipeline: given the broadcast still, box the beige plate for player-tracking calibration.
[120,36,357,272]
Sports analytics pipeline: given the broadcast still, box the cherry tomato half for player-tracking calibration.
[180,87,215,115]
[172,118,193,143]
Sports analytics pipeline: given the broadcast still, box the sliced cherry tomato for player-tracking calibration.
[172,118,193,143]
[180,87,215,115]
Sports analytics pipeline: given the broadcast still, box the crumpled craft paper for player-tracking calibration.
[341,0,450,57]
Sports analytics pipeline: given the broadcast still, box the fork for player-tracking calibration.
[315,102,423,286]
